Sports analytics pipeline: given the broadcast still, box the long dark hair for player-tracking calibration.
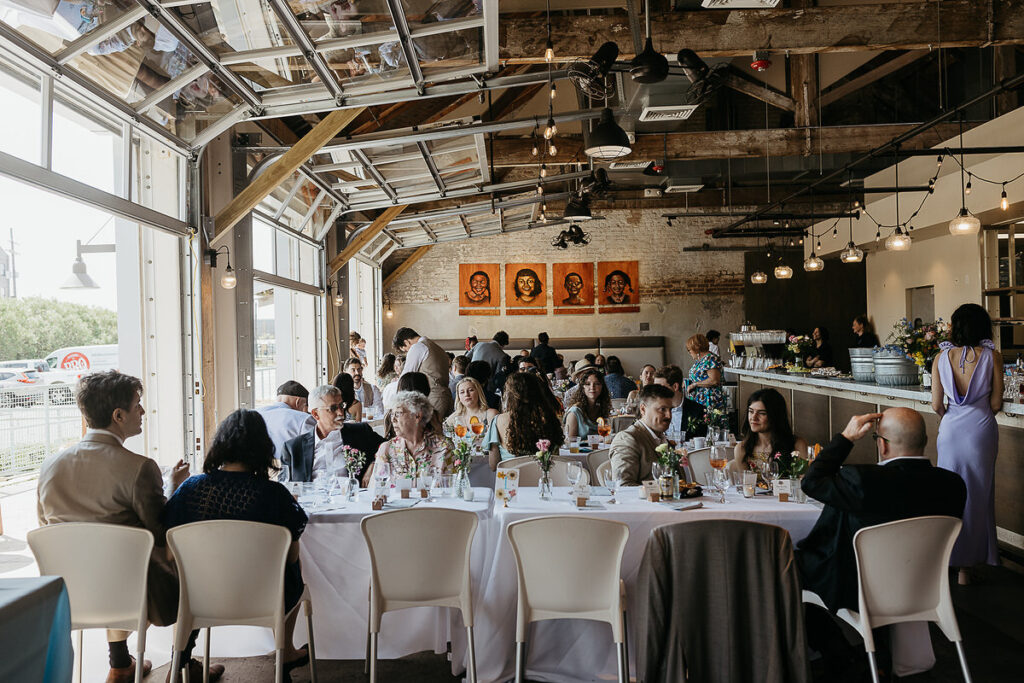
[567,368,611,422]
[204,410,277,477]
[377,353,397,377]
[950,303,992,347]
[502,372,564,455]
[331,372,356,409]
[397,371,430,396]
[740,388,796,463]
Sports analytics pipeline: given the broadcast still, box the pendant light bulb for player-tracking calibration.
[536,183,544,195]
[544,118,556,139]
[803,253,824,272]
[548,143,557,156]
[948,207,981,235]
[937,155,943,167]
[840,242,864,264]
[965,176,972,195]
[1001,185,1009,211]
[333,291,344,307]
[220,264,237,290]
[531,142,538,156]
[549,83,556,100]
[544,38,554,63]
[774,263,794,280]
[540,164,547,178]
[885,227,912,251]
[751,270,768,285]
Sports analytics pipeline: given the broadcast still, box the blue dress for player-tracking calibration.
[163,471,308,609]
[603,373,637,399]
[564,405,599,439]
[936,342,999,566]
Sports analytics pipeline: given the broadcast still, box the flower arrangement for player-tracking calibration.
[533,439,555,474]
[703,407,728,429]
[655,442,688,474]
[787,335,814,358]
[446,435,472,476]
[884,318,950,367]
[773,450,810,479]
[552,379,572,394]
[686,415,703,436]
[340,445,366,477]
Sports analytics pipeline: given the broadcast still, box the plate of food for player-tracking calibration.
[679,481,703,498]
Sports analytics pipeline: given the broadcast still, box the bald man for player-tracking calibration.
[796,408,967,613]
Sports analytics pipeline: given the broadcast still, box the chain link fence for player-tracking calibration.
[0,384,81,476]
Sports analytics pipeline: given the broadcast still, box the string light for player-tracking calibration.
[548,143,557,156]
[965,175,972,195]
[544,38,554,63]
[1002,184,1009,211]
[549,83,556,100]
[544,117,556,139]
[540,164,547,178]
[937,155,943,167]
[536,183,544,195]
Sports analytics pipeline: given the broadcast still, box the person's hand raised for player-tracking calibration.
[170,459,191,490]
[841,413,883,442]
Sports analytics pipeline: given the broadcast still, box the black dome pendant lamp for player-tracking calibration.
[630,0,668,84]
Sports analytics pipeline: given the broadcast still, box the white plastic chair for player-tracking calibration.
[507,516,630,683]
[361,508,479,683]
[595,459,613,484]
[686,447,712,484]
[586,448,611,481]
[500,456,591,486]
[28,523,153,683]
[166,520,318,683]
[840,516,971,683]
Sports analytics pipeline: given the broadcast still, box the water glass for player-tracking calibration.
[742,471,757,498]
[599,468,621,504]
[567,461,584,488]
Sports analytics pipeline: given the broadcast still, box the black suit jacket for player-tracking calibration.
[281,423,384,483]
[795,434,966,612]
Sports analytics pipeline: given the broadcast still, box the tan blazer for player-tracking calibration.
[409,337,455,418]
[36,431,179,625]
[610,420,663,486]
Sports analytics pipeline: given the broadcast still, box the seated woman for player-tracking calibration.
[163,410,310,677]
[602,356,636,399]
[376,353,399,390]
[805,326,834,368]
[564,368,612,440]
[625,363,656,413]
[731,388,809,478]
[332,371,362,422]
[368,391,450,483]
[381,354,406,409]
[445,377,499,438]
[484,372,565,470]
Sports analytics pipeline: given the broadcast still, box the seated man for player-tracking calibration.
[281,385,384,483]
[345,356,384,416]
[255,380,314,460]
[610,383,675,485]
[36,371,224,682]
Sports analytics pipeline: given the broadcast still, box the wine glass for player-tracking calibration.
[567,461,584,489]
[312,470,331,506]
[599,468,621,504]
[373,461,391,498]
[597,422,612,439]
[470,421,485,437]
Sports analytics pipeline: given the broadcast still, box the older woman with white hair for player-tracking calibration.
[367,391,450,484]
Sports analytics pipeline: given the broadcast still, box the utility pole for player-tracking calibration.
[8,227,15,298]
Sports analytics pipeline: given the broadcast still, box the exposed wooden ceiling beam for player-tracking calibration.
[500,1,1024,62]
[214,107,365,244]
[487,123,967,165]
[383,244,432,289]
[722,69,796,112]
[328,205,407,276]
[789,53,818,128]
[820,50,931,107]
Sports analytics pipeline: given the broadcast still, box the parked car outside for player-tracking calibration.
[0,367,41,407]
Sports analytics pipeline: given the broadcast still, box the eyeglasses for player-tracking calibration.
[323,403,346,413]
[871,432,890,444]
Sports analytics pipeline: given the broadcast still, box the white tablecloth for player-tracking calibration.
[468,487,821,683]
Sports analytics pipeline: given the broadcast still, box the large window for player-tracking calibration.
[348,259,382,381]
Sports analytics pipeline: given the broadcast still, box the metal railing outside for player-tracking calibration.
[0,384,81,476]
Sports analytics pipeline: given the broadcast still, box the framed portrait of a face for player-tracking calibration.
[459,263,500,316]
[553,262,594,314]
[505,263,546,313]
[597,261,640,313]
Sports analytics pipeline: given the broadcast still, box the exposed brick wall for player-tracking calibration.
[384,208,755,365]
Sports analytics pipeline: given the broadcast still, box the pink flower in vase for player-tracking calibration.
[536,439,551,453]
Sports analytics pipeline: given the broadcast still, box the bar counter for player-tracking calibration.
[726,368,1024,551]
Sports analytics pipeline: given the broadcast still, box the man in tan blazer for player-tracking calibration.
[610,383,676,485]
[36,371,223,682]
[394,326,455,418]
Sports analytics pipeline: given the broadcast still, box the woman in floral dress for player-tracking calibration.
[367,391,450,485]
[685,334,726,412]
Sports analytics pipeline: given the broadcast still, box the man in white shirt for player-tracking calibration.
[255,381,314,459]
[610,384,676,485]
[344,357,383,417]
[653,365,686,435]
[281,385,384,481]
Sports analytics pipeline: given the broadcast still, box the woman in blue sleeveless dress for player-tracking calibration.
[931,304,1004,584]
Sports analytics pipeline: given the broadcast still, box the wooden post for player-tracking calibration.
[383,245,432,290]
[328,205,407,277]
[212,107,364,244]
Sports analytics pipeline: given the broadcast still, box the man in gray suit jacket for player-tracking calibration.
[610,383,676,485]
[36,371,222,682]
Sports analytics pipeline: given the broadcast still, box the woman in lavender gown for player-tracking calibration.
[931,303,1004,584]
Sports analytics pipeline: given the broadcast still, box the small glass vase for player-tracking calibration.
[539,471,553,500]
[453,469,469,498]
[672,471,681,500]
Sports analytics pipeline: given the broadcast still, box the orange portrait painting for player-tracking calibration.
[553,262,594,315]
[505,263,546,313]
[597,260,640,313]
[459,263,500,316]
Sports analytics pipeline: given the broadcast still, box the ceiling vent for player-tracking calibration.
[664,181,704,194]
[701,0,780,8]
[638,104,699,122]
[608,160,654,170]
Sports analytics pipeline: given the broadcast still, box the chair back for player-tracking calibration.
[611,398,627,410]
[852,516,963,638]
[686,447,712,483]
[507,516,628,640]
[28,523,153,631]
[586,448,610,480]
[361,508,478,628]
[167,520,291,630]
[595,460,613,484]
[501,457,590,486]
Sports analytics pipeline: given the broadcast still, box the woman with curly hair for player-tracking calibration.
[564,368,611,440]
[484,372,564,470]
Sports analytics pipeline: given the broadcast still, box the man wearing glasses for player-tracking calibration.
[281,385,383,482]
[795,408,966,674]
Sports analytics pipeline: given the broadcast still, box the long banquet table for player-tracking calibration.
[251,485,822,682]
